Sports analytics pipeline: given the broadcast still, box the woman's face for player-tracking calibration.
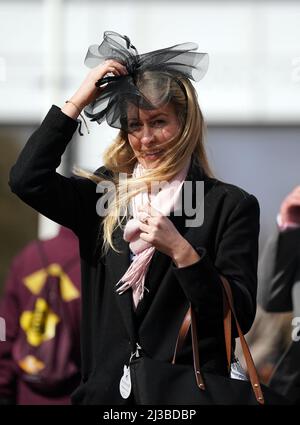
[127,102,181,169]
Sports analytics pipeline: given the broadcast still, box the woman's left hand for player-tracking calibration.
[138,203,200,266]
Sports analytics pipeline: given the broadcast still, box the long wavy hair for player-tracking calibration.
[75,72,214,254]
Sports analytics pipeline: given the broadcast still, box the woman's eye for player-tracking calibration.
[152,120,166,127]
[128,122,141,131]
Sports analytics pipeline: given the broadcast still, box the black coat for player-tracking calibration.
[9,105,260,405]
[258,227,300,403]
[258,227,300,315]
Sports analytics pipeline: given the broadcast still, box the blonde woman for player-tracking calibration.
[9,32,260,405]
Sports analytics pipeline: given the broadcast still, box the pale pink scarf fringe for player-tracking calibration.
[116,158,191,309]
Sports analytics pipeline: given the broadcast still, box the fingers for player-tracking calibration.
[281,194,300,211]
[67,59,128,110]
[138,203,162,217]
[283,186,300,204]
[287,195,300,206]
[280,190,300,224]
[139,222,150,232]
[291,186,300,196]
[96,59,128,79]
[137,211,150,224]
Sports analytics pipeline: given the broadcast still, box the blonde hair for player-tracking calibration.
[75,73,214,255]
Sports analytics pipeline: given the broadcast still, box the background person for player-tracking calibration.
[0,226,81,405]
[258,185,300,403]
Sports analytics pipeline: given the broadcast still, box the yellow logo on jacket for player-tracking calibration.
[20,263,79,347]
[20,298,60,346]
[23,263,80,302]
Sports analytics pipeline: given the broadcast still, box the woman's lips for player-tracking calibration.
[142,150,163,159]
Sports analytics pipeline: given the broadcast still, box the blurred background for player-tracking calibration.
[0,0,299,385]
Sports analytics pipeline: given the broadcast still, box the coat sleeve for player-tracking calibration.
[258,227,300,313]
[172,194,260,336]
[9,105,100,237]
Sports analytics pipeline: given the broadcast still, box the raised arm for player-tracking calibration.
[9,60,127,236]
[258,187,300,312]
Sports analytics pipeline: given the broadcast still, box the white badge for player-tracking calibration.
[119,365,132,399]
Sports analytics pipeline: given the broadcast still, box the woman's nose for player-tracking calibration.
[140,127,155,145]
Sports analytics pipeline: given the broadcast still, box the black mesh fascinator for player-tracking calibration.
[83,31,209,131]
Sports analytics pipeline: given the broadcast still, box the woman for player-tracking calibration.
[9,32,260,405]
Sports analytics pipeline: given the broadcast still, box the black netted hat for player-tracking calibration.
[83,31,209,131]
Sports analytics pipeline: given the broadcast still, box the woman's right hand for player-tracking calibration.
[62,60,127,118]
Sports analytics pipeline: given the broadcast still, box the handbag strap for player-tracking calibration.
[220,276,264,404]
[172,282,232,371]
[172,275,265,405]
[222,281,232,371]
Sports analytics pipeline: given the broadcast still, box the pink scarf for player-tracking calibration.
[116,157,191,309]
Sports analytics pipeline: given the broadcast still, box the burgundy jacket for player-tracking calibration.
[0,227,81,404]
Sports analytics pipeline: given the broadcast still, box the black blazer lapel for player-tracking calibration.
[177,156,218,248]
[105,223,138,345]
